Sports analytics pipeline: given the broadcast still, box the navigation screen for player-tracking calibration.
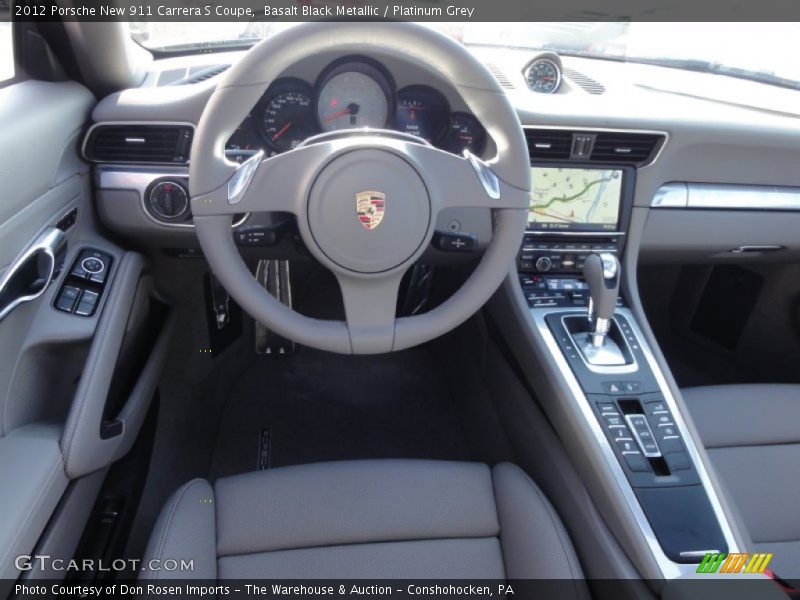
[528,167,623,231]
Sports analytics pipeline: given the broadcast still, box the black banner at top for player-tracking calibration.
[3,0,800,22]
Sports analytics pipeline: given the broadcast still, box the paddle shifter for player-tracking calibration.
[582,253,621,348]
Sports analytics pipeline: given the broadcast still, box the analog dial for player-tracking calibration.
[395,86,449,143]
[526,58,561,94]
[260,80,316,152]
[317,62,393,132]
[446,113,486,155]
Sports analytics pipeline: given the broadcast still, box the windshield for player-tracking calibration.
[131,22,800,89]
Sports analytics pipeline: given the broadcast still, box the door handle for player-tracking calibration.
[0,228,66,322]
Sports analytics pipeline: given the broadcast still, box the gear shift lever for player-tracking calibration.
[582,253,620,347]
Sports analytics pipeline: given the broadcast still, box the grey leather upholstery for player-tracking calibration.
[0,424,68,580]
[142,460,586,589]
[682,384,800,576]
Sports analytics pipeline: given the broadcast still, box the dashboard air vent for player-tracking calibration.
[562,67,606,95]
[84,124,194,164]
[484,63,515,89]
[171,64,231,86]
[524,129,572,160]
[591,132,665,165]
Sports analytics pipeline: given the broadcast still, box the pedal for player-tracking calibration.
[399,264,435,316]
[254,260,295,355]
[209,272,230,330]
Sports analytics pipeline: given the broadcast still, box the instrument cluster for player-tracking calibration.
[225,56,487,162]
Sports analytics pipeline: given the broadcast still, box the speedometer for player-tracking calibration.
[525,58,562,94]
[259,79,316,152]
[316,60,393,132]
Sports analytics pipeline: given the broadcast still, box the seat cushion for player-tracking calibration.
[141,460,585,588]
[682,384,800,577]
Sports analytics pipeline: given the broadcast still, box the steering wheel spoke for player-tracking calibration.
[192,144,333,217]
[412,147,529,211]
[335,271,405,354]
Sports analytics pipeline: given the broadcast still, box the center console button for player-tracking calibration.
[656,424,679,438]
[603,414,624,427]
[659,437,683,454]
[610,426,633,441]
[644,400,669,415]
[664,452,691,471]
[652,414,674,427]
[597,402,619,415]
[615,438,638,454]
[623,452,651,472]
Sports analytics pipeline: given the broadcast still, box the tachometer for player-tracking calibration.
[316,60,393,132]
[259,79,316,152]
[525,58,562,94]
[395,85,449,143]
[446,113,486,155]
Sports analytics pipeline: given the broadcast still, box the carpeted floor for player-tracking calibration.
[208,347,471,480]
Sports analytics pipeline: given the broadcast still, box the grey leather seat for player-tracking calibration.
[142,459,586,586]
[682,384,800,576]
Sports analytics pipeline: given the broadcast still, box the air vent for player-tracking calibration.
[562,67,606,95]
[591,132,665,165]
[484,63,515,90]
[84,124,194,164]
[524,129,572,160]
[170,64,230,86]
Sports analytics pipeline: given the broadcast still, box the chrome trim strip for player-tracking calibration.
[525,230,625,237]
[625,414,662,458]
[651,182,800,210]
[532,305,740,579]
[0,228,65,322]
[521,124,669,168]
[651,182,688,208]
[96,167,249,229]
[464,151,500,200]
[228,150,264,205]
[81,121,196,166]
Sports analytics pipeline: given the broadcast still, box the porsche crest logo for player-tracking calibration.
[356,191,386,230]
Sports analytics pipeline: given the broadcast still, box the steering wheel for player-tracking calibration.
[190,22,530,354]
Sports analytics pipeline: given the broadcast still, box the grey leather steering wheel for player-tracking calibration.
[190,22,530,354]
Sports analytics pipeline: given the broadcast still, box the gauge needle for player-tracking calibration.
[324,103,359,123]
[324,108,351,122]
[272,122,292,141]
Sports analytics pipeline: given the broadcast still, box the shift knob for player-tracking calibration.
[582,253,620,346]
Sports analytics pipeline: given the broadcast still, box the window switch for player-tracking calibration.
[74,290,99,317]
[56,286,82,313]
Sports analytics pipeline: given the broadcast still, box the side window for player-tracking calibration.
[0,21,13,83]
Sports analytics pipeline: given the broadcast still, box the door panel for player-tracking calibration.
[0,77,176,583]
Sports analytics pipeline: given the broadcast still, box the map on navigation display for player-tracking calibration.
[528,167,623,231]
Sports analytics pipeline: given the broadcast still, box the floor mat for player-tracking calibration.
[208,346,471,480]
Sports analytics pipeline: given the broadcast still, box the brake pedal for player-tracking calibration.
[254,260,295,355]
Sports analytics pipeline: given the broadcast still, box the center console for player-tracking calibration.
[515,160,739,578]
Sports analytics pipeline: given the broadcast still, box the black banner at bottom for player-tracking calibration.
[3,578,797,600]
